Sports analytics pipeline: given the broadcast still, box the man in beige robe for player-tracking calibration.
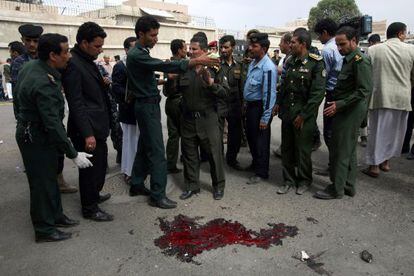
[363,22,414,177]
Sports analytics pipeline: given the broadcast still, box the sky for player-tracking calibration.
[169,0,413,32]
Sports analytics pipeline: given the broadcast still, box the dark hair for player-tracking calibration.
[293,28,312,49]
[193,31,208,41]
[258,39,270,52]
[76,22,107,44]
[7,58,12,63]
[314,18,338,36]
[38,33,68,61]
[219,35,236,47]
[386,22,407,39]
[368,34,381,44]
[336,26,358,41]
[8,41,25,55]
[170,39,186,55]
[190,35,208,50]
[246,29,259,39]
[135,15,160,38]
[281,32,292,44]
[123,36,137,49]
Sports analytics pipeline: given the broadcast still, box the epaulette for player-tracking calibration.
[354,54,363,62]
[309,53,323,61]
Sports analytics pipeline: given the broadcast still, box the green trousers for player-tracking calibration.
[281,116,315,187]
[330,100,367,196]
[165,97,182,170]
[181,111,225,191]
[16,124,63,236]
[131,101,166,200]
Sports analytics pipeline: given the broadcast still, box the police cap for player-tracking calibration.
[18,24,43,38]
[249,32,269,43]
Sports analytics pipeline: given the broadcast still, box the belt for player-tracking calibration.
[183,109,215,119]
[18,121,44,128]
[245,100,262,107]
[135,95,161,104]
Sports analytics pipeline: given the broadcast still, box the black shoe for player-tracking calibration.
[313,190,343,200]
[179,189,200,200]
[344,189,356,197]
[168,167,182,174]
[98,193,111,203]
[35,229,72,243]
[55,214,80,228]
[129,185,151,197]
[149,197,177,209]
[83,209,114,222]
[227,162,244,171]
[213,189,224,200]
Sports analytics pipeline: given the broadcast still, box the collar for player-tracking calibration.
[136,42,150,54]
[38,60,61,80]
[72,44,96,63]
[344,48,360,63]
[386,37,403,43]
[326,37,336,46]
[221,57,236,67]
[294,52,310,65]
[252,55,268,69]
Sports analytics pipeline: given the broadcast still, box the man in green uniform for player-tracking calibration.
[217,35,244,170]
[127,16,218,209]
[276,28,326,195]
[178,35,229,200]
[163,39,187,174]
[14,34,93,242]
[314,26,372,199]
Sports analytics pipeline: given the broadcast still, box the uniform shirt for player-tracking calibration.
[322,38,343,92]
[179,68,228,112]
[280,53,325,121]
[162,56,184,99]
[14,60,77,158]
[10,53,33,87]
[126,42,189,99]
[215,59,242,115]
[243,54,277,124]
[334,48,372,112]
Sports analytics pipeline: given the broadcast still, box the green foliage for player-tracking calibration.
[308,0,361,32]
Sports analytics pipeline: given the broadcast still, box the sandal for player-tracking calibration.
[379,164,390,172]
[361,168,379,178]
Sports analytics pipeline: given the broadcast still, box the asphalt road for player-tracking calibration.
[0,101,413,276]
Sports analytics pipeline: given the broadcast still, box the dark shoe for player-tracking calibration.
[361,168,379,178]
[129,185,151,197]
[344,189,356,197]
[35,229,72,243]
[179,189,200,200]
[360,136,368,147]
[296,185,309,195]
[227,162,244,171]
[149,197,177,209]
[98,193,111,203]
[314,190,343,200]
[277,185,291,194]
[168,167,182,174]
[407,152,414,160]
[55,214,80,228]
[213,188,224,200]
[83,209,114,222]
[312,140,322,152]
[243,164,255,172]
[246,176,263,185]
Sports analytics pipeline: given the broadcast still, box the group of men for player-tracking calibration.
[9,14,414,243]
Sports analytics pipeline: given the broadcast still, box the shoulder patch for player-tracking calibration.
[309,53,323,61]
[354,54,363,62]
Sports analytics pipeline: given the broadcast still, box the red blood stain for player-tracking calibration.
[154,214,298,264]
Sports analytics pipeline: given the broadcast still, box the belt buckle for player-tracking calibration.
[194,112,201,119]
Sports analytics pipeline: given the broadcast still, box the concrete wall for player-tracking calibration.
[0,9,216,62]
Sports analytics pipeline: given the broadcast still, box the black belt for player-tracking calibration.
[135,95,161,104]
[245,100,262,107]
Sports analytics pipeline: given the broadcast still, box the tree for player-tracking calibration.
[307,0,361,32]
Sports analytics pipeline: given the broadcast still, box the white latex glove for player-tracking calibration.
[72,152,93,169]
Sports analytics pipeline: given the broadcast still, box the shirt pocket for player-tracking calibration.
[337,73,350,80]
[179,76,190,87]
[248,77,261,91]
